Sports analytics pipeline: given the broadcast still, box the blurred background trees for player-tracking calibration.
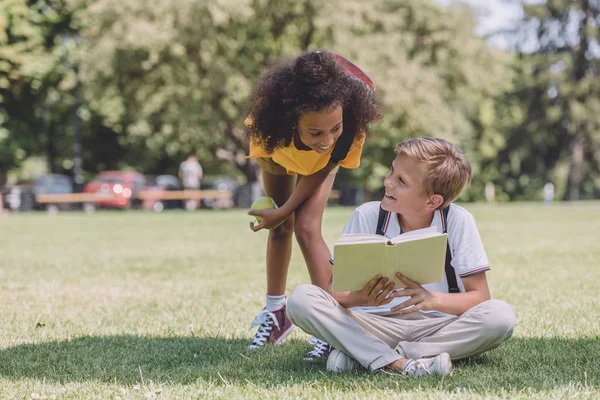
[497,0,600,200]
[1,0,599,201]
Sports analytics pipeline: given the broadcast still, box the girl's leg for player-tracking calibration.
[262,170,296,295]
[248,169,296,350]
[294,173,336,290]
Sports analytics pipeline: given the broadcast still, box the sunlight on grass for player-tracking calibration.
[1,202,599,398]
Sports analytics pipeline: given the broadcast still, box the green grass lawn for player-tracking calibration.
[1,202,599,399]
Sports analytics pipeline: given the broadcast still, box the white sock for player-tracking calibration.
[266,294,286,311]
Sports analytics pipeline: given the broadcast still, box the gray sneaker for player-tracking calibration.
[326,349,362,373]
[401,353,452,377]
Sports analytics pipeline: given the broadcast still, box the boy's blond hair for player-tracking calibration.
[396,137,472,209]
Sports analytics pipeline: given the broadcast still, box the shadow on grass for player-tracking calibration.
[0,335,599,392]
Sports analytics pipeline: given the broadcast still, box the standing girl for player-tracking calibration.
[246,50,380,358]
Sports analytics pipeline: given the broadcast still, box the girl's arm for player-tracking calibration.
[248,161,338,231]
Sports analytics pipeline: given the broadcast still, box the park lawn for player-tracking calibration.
[0,202,599,399]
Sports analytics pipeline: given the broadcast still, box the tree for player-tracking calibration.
[79,0,329,181]
[323,0,512,200]
[2,0,514,202]
[0,0,82,184]
[499,0,600,200]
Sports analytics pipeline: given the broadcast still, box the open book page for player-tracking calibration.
[335,233,388,245]
[385,234,448,288]
[332,242,386,292]
[388,226,439,244]
[333,232,448,292]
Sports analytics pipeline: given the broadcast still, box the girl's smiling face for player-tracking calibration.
[296,105,343,154]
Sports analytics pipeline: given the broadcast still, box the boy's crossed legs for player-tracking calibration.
[287,284,515,375]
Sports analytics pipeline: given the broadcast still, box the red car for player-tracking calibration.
[84,171,146,209]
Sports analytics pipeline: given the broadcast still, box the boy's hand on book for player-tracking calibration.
[248,208,286,231]
[390,273,438,315]
[349,275,395,308]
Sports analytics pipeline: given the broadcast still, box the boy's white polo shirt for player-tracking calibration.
[338,201,490,315]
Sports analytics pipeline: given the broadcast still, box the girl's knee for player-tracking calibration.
[270,218,294,239]
[294,220,320,246]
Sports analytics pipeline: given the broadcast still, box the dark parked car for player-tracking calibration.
[2,174,74,212]
[142,175,184,212]
[200,177,238,209]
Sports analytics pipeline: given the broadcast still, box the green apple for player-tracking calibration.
[249,196,278,222]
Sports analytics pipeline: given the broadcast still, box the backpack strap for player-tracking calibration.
[330,125,354,164]
[443,206,461,294]
[329,54,374,165]
[375,205,390,236]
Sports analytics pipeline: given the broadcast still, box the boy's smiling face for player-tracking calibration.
[382,152,441,216]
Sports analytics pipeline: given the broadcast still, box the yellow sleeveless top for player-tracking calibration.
[246,117,365,176]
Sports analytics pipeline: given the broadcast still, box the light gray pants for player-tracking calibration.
[287,284,515,371]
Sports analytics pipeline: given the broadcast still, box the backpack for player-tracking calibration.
[330,54,374,165]
[375,205,460,293]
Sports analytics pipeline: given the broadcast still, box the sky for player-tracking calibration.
[465,0,524,48]
[437,0,544,49]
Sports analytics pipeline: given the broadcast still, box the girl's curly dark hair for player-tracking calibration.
[246,50,381,154]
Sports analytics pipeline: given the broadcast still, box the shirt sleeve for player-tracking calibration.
[245,114,270,158]
[338,136,365,169]
[448,211,490,277]
[341,202,379,235]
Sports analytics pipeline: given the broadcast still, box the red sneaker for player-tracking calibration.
[248,306,294,350]
[304,337,334,361]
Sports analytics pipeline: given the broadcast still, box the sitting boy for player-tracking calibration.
[286,137,515,376]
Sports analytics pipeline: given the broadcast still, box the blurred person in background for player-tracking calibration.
[179,155,203,210]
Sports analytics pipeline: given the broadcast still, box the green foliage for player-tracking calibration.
[6,0,597,203]
[3,0,510,196]
[495,0,600,200]
[0,0,81,181]
[78,0,328,179]
[327,1,512,200]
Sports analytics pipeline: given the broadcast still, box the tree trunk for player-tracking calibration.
[241,158,260,183]
[564,0,591,201]
[0,169,7,188]
[564,130,585,200]
[46,123,57,173]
